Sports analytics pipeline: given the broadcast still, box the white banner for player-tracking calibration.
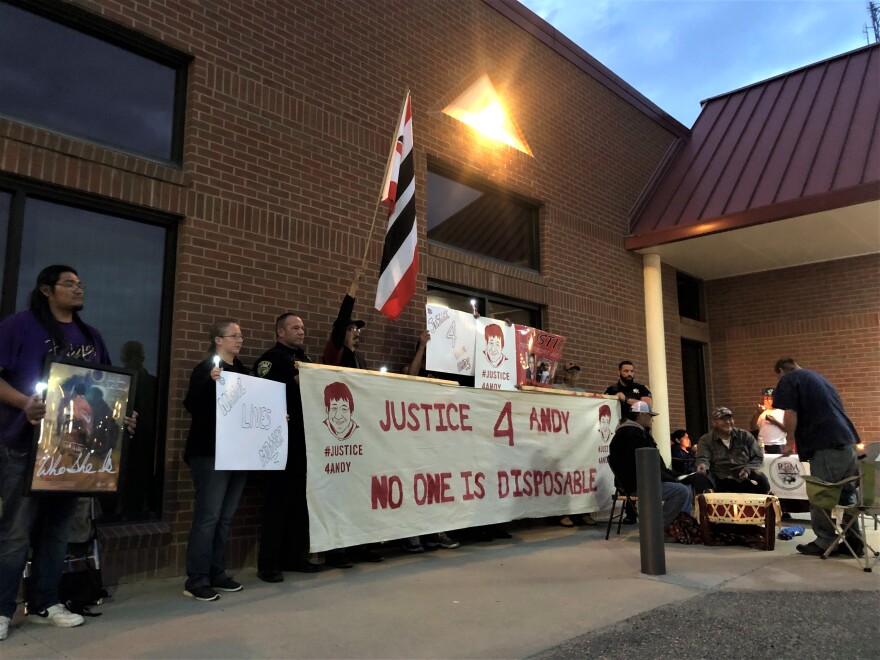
[300,364,618,552]
[215,372,288,470]
[425,304,477,376]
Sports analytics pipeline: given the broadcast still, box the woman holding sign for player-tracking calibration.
[182,319,248,602]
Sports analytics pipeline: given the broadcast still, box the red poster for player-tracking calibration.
[514,325,566,388]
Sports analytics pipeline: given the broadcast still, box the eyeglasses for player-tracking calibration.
[56,280,85,291]
[221,334,244,340]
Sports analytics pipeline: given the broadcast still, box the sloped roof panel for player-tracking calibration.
[628,43,880,249]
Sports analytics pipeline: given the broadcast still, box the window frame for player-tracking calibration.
[427,280,542,330]
[0,172,179,518]
[426,159,541,272]
[1,0,191,164]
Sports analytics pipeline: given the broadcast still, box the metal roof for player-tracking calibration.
[627,43,880,253]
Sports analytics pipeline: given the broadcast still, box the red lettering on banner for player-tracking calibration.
[497,471,509,498]
[413,472,456,505]
[420,403,434,430]
[461,470,486,500]
[446,403,460,431]
[493,402,514,446]
[379,400,473,434]
[371,475,403,509]
[460,404,472,431]
[494,468,597,498]
[528,407,571,434]
[433,403,449,432]
[407,403,420,431]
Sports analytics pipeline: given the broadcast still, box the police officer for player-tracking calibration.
[253,313,318,581]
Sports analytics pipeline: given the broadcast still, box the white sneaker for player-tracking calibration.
[1,614,10,640]
[29,604,84,628]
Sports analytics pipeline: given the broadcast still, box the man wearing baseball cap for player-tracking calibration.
[323,267,368,370]
[695,407,770,494]
[608,401,693,532]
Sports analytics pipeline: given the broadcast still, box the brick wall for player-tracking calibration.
[1,0,678,581]
[705,254,880,440]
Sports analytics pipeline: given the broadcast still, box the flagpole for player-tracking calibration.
[360,88,411,271]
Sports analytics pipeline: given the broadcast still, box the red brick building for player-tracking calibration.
[0,0,875,583]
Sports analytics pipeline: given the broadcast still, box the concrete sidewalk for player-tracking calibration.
[2,517,878,658]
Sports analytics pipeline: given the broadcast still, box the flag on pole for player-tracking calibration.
[375,91,417,321]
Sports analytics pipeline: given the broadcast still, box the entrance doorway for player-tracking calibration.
[681,339,709,439]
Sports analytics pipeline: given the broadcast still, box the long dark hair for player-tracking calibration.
[29,264,95,354]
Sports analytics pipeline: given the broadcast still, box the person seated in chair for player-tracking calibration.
[608,401,692,533]
[696,407,770,495]
[669,429,696,476]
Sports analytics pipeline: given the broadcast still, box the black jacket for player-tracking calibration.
[183,356,248,461]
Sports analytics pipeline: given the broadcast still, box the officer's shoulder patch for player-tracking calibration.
[256,361,272,377]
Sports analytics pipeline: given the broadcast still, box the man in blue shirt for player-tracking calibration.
[772,358,861,557]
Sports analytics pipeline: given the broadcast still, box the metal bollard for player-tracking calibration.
[635,447,666,575]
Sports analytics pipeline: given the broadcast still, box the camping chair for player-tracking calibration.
[605,482,638,540]
[802,443,880,572]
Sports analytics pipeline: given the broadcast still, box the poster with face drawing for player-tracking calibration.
[425,304,477,376]
[474,318,517,390]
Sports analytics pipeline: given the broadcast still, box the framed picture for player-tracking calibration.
[27,357,136,494]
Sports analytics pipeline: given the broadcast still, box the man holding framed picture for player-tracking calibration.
[0,264,135,640]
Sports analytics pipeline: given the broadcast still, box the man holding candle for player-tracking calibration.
[0,265,134,639]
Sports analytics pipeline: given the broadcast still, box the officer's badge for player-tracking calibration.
[256,361,272,377]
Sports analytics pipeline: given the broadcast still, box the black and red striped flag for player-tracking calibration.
[374,91,417,321]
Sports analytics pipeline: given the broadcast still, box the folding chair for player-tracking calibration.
[802,443,880,572]
[605,483,638,540]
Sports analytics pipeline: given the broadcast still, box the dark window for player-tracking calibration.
[426,168,539,270]
[0,182,177,521]
[0,1,188,162]
[677,271,704,321]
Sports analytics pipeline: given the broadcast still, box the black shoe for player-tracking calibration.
[257,570,284,583]
[184,586,220,601]
[325,552,355,569]
[287,561,323,573]
[796,541,833,557]
[781,512,792,521]
[212,577,243,592]
[622,516,638,525]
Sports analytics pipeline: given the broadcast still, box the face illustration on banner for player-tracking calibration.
[323,381,359,441]
[598,404,612,443]
[483,324,507,368]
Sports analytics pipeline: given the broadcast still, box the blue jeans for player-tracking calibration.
[0,446,78,617]
[808,445,859,550]
[185,456,247,590]
[661,481,692,527]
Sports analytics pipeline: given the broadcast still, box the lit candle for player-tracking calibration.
[379,366,388,373]
[34,382,47,399]
[212,355,221,368]
[470,299,478,315]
